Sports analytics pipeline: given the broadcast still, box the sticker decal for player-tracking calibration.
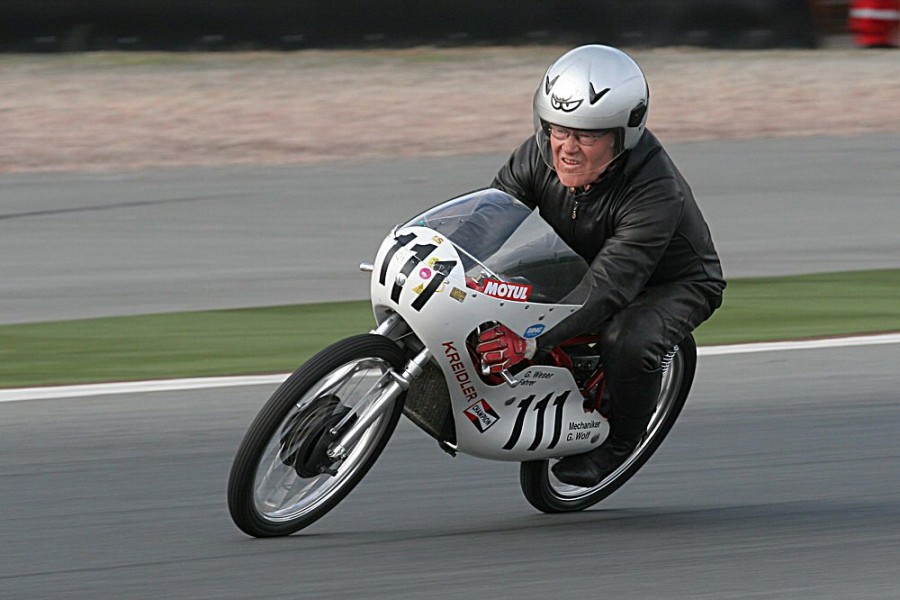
[379,233,416,285]
[482,279,532,302]
[464,399,500,433]
[419,267,432,280]
[442,341,478,401]
[449,287,467,303]
[503,390,570,451]
[566,419,603,442]
[589,83,610,105]
[545,74,559,95]
[522,324,545,339]
[411,260,456,312]
[390,243,437,303]
[551,94,583,113]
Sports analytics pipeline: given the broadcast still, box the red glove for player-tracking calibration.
[476,324,537,375]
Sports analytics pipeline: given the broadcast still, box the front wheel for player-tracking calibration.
[520,334,697,513]
[227,334,406,537]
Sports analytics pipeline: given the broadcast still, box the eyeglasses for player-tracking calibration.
[547,125,609,146]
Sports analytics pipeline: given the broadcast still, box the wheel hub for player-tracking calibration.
[279,395,353,478]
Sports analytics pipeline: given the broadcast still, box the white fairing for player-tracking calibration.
[370,189,609,461]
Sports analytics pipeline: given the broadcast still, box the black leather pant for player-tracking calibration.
[596,281,716,424]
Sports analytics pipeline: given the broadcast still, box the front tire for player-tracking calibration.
[520,334,697,513]
[228,334,406,537]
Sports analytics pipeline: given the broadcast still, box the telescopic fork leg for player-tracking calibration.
[326,346,431,460]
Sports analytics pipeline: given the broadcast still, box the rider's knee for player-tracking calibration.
[598,306,667,379]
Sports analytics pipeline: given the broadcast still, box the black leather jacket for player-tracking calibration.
[491,130,726,348]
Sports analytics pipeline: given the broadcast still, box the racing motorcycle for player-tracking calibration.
[227,189,696,537]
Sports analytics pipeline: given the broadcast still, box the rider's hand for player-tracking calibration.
[476,324,537,375]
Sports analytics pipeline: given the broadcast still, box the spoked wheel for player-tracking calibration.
[520,334,697,513]
[228,334,406,537]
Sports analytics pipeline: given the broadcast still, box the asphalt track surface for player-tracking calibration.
[2,135,899,324]
[2,136,900,598]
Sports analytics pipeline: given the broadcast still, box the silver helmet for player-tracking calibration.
[533,45,649,154]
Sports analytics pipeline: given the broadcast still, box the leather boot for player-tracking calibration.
[551,369,661,487]
[551,412,651,487]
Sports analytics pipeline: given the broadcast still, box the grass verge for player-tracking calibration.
[2,269,898,389]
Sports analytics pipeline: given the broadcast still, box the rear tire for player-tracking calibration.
[227,334,406,537]
[520,334,697,513]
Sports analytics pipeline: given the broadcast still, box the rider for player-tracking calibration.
[475,45,726,487]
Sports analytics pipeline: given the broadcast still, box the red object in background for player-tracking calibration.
[848,0,900,47]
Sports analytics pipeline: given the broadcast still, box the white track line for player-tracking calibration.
[2,332,899,403]
[0,374,290,403]
[698,332,900,355]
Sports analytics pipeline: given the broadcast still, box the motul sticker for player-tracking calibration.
[464,399,500,433]
[482,279,531,302]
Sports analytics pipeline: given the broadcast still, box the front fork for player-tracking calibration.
[325,314,432,460]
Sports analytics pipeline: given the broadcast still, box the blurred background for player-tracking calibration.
[0,0,886,52]
[2,2,899,599]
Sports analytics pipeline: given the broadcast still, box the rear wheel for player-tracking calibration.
[227,334,406,537]
[520,334,697,513]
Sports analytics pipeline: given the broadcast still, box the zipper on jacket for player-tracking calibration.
[569,197,579,240]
